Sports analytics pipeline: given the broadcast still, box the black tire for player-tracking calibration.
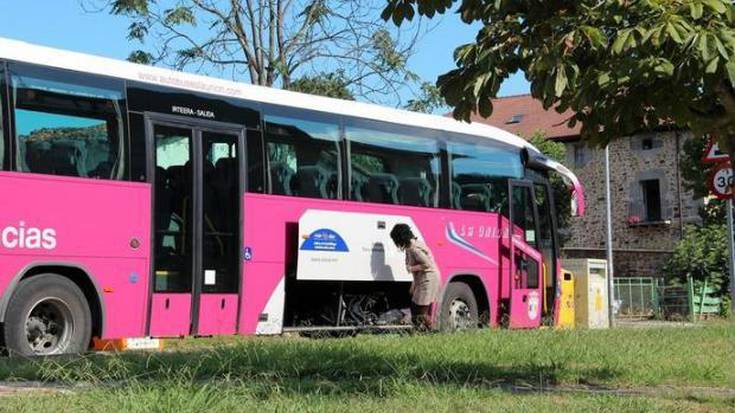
[4,274,92,357]
[439,282,479,332]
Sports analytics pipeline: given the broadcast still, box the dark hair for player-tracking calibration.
[390,223,414,249]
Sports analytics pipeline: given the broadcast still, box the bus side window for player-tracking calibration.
[264,115,341,199]
[246,128,265,193]
[0,61,6,171]
[511,184,540,289]
[448,141,523,213]
[534,182,557,288]
[9,63,127,180]
[346,121,441,207]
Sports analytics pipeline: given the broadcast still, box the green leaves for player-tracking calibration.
[164,7,196,26]
[404,82,445,113]
[612,29,630,55]
[713,35,729,59]
[127,50,153,64]
[726,61,735,88]
[690,1,704,19]
[372,29,407,71]
[612,28,636,54]
[381,0,454,25]
[554,65,568,97]
[127,22,149,42]
[580,26,608,50]
[702,0,727,14]
[705,56,720,74]
[699,33,711,61]
[666,22,683,44]
[289,72,355,100]
[665,223,730,298]
[653,59,675,77]
[111,0,149,16]
[385,0,735,145]
[477,97,493,118]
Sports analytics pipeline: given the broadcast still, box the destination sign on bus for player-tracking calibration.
[171,105,216,119]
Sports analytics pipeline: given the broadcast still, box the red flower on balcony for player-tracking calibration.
[627,215,641,225]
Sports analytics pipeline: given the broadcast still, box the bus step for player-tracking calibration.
[282,325,413,333]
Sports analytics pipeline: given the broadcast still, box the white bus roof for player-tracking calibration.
[0,37,586,215]
[0,37,534,149]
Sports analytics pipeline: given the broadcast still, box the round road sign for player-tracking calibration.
[709,162,733,200]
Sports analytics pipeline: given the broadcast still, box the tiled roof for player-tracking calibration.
[464,94,581,140]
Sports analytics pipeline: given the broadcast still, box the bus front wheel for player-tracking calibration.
[438,282,479,332]
[4,274,92,357]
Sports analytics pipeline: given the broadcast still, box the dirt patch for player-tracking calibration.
[616,320,699,328]
[501,383,735,398]
[0,381,73,397]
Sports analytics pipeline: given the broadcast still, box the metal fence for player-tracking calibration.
[613,276,720,321]
[613,277,659,319]
[657,283,691,321]
[690,278,723,319]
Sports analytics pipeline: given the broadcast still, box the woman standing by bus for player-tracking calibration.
[390,224,440,331]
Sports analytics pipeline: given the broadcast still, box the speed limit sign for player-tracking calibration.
[709,162,734,199]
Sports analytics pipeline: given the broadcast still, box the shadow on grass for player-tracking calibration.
[0,336,620,397]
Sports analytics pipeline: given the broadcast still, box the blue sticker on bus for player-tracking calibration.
[300,228,349,252]
[243,247,253,261]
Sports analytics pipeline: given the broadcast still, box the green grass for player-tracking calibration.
[0,323,732,412]
[3,383,733,413]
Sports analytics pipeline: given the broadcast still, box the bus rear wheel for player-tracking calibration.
[4,274,92,357]
[439,282,479,332]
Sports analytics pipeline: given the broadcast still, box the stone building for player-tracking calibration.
[472,94,703,278]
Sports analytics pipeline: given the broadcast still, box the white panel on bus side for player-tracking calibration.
[296,210,420,282]
[255,277,285,335]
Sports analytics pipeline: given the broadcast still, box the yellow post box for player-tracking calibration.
[556,269,575,329]
[564,259,609,329]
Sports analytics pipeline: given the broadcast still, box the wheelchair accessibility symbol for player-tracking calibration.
[243,247,253,261]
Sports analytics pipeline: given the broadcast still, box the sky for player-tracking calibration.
[0,0,531,108]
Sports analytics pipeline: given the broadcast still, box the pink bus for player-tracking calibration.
[0,38,584,356]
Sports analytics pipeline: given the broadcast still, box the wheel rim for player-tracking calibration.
[25,298,74,355]
[448,299,474,330]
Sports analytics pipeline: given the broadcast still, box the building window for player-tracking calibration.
[506,114,524,124]
[640,179,662,222]
[635,135,663,151]
[573,143,588,168]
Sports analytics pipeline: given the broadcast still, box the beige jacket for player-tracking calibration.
[405,239,440,306]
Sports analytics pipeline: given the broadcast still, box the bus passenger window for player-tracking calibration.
[534,182,557,292]
[246,128,265,193]
[347,122,440,207]
[449,141,523,213]
[10,65,125,180]
[512,184,539,289]
[0,63,5,170]
[264,115,340,199]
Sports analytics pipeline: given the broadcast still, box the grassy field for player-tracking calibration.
[0,323,732,412]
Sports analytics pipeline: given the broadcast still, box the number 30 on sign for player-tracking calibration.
[709,163,734,199]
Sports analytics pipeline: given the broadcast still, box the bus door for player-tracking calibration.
[533,182,559,321]
[146,117,245,337]
[508,180,543,328]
